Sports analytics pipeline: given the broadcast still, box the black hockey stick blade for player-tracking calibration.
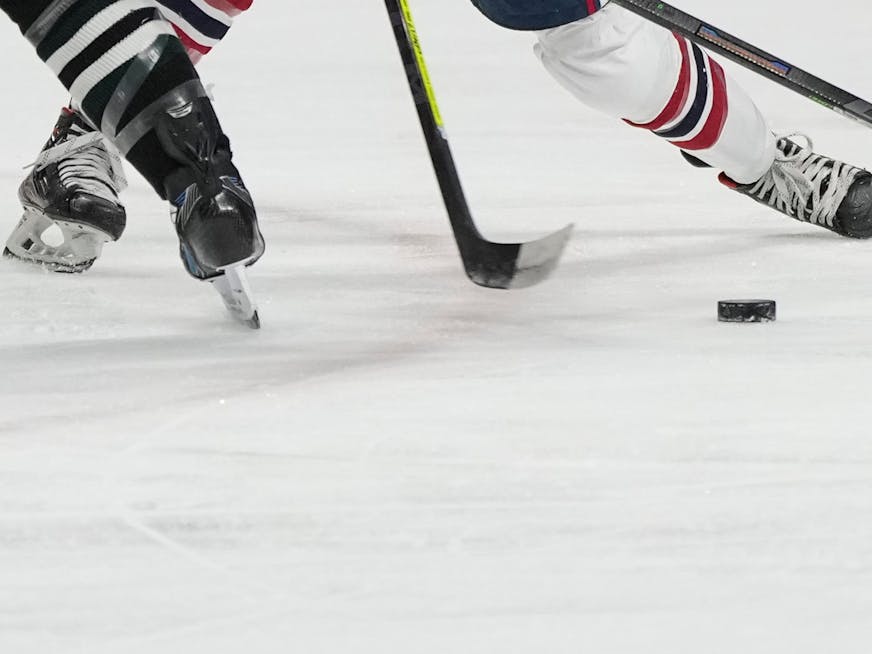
[512,223,575,289]
[385,0,573,289]
[612,0,872,129]
[464,224,574,289]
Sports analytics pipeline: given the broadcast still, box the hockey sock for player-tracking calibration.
[2,0,222,199]
[535,3,776,184]
[59,0,254,123]
[153,0,253,63]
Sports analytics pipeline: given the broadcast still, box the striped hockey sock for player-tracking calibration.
[3,0,216,197]
[625,34,728,153]
[535,4,775,184]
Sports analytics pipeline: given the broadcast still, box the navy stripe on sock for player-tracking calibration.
[656,43,709,140]
[155,0,230,40]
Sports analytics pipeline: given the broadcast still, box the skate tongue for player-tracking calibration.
[210,264,260,329]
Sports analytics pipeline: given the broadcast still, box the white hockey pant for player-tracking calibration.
[535,2,775,184]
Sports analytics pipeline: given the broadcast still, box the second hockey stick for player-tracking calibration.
[612,0,872,129]
[384,0,573,289]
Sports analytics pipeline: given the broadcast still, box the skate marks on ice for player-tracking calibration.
[0,206,584,652]
[11,442,872,653]
[555,209,847,280]
[71,406,325,653]
[256,201,577,282]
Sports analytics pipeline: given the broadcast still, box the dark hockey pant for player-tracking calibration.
[471,0,606,30]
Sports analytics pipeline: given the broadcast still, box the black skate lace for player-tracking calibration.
[26,127,127,201]
[747,134,860,227]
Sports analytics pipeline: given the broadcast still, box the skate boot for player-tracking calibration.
[157,98,265,328]
[5,108,127,272]
[718,136,872,238]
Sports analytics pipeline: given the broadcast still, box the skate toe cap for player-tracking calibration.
[68,193,127,241]
[836,173,872,239]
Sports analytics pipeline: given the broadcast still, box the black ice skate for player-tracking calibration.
[5,108,127,272]
[157,98,265,328]
[719,136,872,238]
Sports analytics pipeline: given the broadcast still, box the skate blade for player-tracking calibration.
[4,209,110,273]
[210,264,260,329]
[3,246,96,273]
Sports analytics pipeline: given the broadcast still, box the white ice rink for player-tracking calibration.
[3,1,872,651]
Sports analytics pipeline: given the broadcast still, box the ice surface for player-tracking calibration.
[2,1,872,652]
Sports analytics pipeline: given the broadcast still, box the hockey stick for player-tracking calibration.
[384,0,573,289]
[611,0,872,129]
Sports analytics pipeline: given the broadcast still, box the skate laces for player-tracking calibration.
[26,128,128,200]
[748,134,859,227]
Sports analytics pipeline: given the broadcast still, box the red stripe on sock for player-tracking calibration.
[673,57,729,151]
[626,33,692,131]
[201,0,252,16]
[173,25,212,56]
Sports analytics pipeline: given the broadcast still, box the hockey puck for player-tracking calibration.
[717,299,776,323]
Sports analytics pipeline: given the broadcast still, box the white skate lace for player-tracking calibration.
[747,134,859,227]
[25,129,128,200]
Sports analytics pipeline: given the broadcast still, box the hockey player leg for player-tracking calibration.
[3,0,264,325]
[533,2,774,183]
[6,0,254,274]
[157,95,265,327]
[533,3,872,237]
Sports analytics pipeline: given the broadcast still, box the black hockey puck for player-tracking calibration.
[717,299,776,323]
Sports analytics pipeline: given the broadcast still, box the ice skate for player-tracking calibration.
[4,108,126,273]
[719,136,872,238]
[158,98,265,328]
